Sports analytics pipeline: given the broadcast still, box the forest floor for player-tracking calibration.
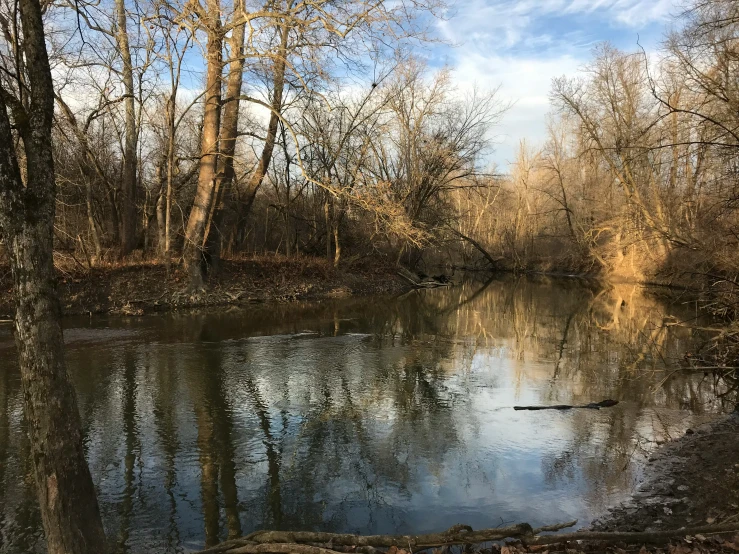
[0,255,408,319]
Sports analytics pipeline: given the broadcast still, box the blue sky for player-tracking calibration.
[430,0,685,171]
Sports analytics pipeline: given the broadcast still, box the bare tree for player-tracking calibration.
[0,0,108,551]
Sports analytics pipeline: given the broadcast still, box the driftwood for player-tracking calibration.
[396,268,451,289]
[525,522,739,545]
[197,521,578,554]
[514,399,619,411]
[200,521,739,554]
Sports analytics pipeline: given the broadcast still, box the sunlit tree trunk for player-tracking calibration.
[203,0,246,274]
[240,16,290,217]
[183,0,222,288]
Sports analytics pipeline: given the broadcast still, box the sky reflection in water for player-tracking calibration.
[0,275,727,553]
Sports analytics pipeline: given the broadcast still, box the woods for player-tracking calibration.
[2,0,509,288]
[455,1,739,289]
[4,0,736,293]
[1,0,738,287]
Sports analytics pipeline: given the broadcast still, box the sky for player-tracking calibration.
[429,0,686,171]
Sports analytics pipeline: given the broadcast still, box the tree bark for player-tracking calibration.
[183,0,223,288]
[0,0,108,551]
[203,0,246,274]
[239,16,290,217]
[85,176,102,260]
[115,0,138,255]
[333,219,340,268]
[156,164,167,256]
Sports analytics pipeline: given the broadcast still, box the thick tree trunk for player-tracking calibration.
[116,0,138,255]
[0,0,108,551]
[203,0,246,275]
[183,0,223,288]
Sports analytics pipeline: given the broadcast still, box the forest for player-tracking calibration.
[0,0,735,294]
[3,0,739,294]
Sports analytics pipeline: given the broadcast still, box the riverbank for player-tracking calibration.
[0,256,409,319]
[591,413,739,533]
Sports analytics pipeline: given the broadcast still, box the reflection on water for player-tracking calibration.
[0,275,727,553]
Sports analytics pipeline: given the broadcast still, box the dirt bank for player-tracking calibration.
[591,413,739,533]
[0,256,409,318]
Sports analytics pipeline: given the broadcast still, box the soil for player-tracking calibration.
[0,257,409,319]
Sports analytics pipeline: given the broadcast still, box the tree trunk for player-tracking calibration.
[239,16,289,217]
[333,219,340,268]
[183,0,223,289]
[156,165,167,256]
[85,177,102,260]
[0,0,108,551]
[325,199,331,263]
[164,96,176,269]
[116,0,138,255]
[203,0,246,275]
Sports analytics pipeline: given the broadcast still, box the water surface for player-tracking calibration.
[0,276,726,553]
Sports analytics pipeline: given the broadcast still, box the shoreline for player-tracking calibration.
[591,412,739,533]
[0,257,411,319]
[0,256,707,320]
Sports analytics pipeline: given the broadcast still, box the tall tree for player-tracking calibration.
[115,0,139,254]
[0,0,109,552]
[182,0,223,288]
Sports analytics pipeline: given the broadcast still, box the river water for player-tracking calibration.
[0,276,728,553]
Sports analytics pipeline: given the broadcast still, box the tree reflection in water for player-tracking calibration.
[0,276,727,553]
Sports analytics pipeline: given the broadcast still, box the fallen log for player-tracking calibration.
[514,399,619,411]
[524,522,739,546]
[396,268,451,289]
[197,521,578,554]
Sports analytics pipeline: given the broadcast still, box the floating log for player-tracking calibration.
[514,399,619,411]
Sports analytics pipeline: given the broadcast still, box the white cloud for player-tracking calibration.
[437,0,682,170]
[451,52,583,168]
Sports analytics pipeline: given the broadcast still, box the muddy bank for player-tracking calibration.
[592,413,739,533]
[0,257,409,318]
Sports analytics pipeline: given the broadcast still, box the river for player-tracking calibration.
[0,275,727,553]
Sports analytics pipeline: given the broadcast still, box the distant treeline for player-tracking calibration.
[4,0,739,294]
